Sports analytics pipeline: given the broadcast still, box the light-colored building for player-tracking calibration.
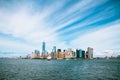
[87,47,93,59]
[64,48,75,59]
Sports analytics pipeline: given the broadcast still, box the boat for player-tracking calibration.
[47,55,52,61]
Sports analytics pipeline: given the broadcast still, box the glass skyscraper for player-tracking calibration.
[53,46,56,53]
[34,50,40,54]
[42,42,46,54]
[79,49,82,58]
[52,46,56,59]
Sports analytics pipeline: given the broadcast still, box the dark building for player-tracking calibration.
[82,50,86,59]
[86,51,88,58]
[76,49,79,58]
[63,50,66,52]
[57,49,61,52]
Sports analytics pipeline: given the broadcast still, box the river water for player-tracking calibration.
[0,58,120,80]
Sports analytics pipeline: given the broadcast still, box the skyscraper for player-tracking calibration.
[53,46,56,53]
[52,46,56,59]
[76,49,79,58]
[87,47,93,59]
[76,49,83,58]
[42,42,46,55]
[82,50,86,59]
[34,50,40,54]
[79,49,82,58]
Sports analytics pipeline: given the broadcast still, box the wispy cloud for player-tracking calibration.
[70,22,120,56]
[0,0,120,57]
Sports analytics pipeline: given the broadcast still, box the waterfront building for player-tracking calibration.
[72,51,76,58]
[76,49,82,58]
[76,49,86,59]
[41,42,47,58]
[79,49,82,58]
[30,52,35,59]
[56,49,60,58]
[51,50,54,59]
[30,50,40,59]
[52,46,56,59]
[34,50,40,59]
[82,50,86,59]
[35,50,40,54]
[76,49,79,58]
[42,42,46,54]
[64,48,74,59]
[87,47,93,59]
[57,49,61,52]
[86,51,88,58]
[56,49,65,59]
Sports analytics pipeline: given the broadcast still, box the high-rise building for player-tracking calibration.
[42,42,46,54]
[87,47,93,59]
[79,49,82,58]
[52,46,56,59]
[56,49,65,59]
[76,49,79,58]
[82,50,86,59]
[64,48,74,59]
[76,49,83,58]
[34,50,40,54]
[72,51,76,58]
[53,46,56,53]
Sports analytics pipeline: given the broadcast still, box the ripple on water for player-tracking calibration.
[0,59,120,80]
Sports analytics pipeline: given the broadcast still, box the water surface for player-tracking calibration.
[0,59,120,80]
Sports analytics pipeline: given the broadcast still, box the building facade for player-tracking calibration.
[87,47,93,59]
[42,42,46,57]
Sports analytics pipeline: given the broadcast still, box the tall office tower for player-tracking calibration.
[79,49,82,58]
[86,51,88,58]
[87,47,93,59]
[52,46,56,59]
[82,50,86,59]
[76,49,79,58]
[42,42,46,55]
[53,46,56,53]
[34,50,40,54]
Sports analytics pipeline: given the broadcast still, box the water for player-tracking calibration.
[0,59,120,80]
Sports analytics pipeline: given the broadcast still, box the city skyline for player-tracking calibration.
[27,43,93,60]
[0,0,120,57]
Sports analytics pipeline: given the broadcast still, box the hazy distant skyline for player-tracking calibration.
[0,0,120,57]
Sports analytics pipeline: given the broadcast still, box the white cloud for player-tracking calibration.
[0,37,35,52]
[0,2,60,45]
[70,23,120,57]
[0,0,120,57]
[52,0,108,32]
[0,2,70,54]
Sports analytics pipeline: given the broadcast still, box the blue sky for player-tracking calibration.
[0,0,120,57]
